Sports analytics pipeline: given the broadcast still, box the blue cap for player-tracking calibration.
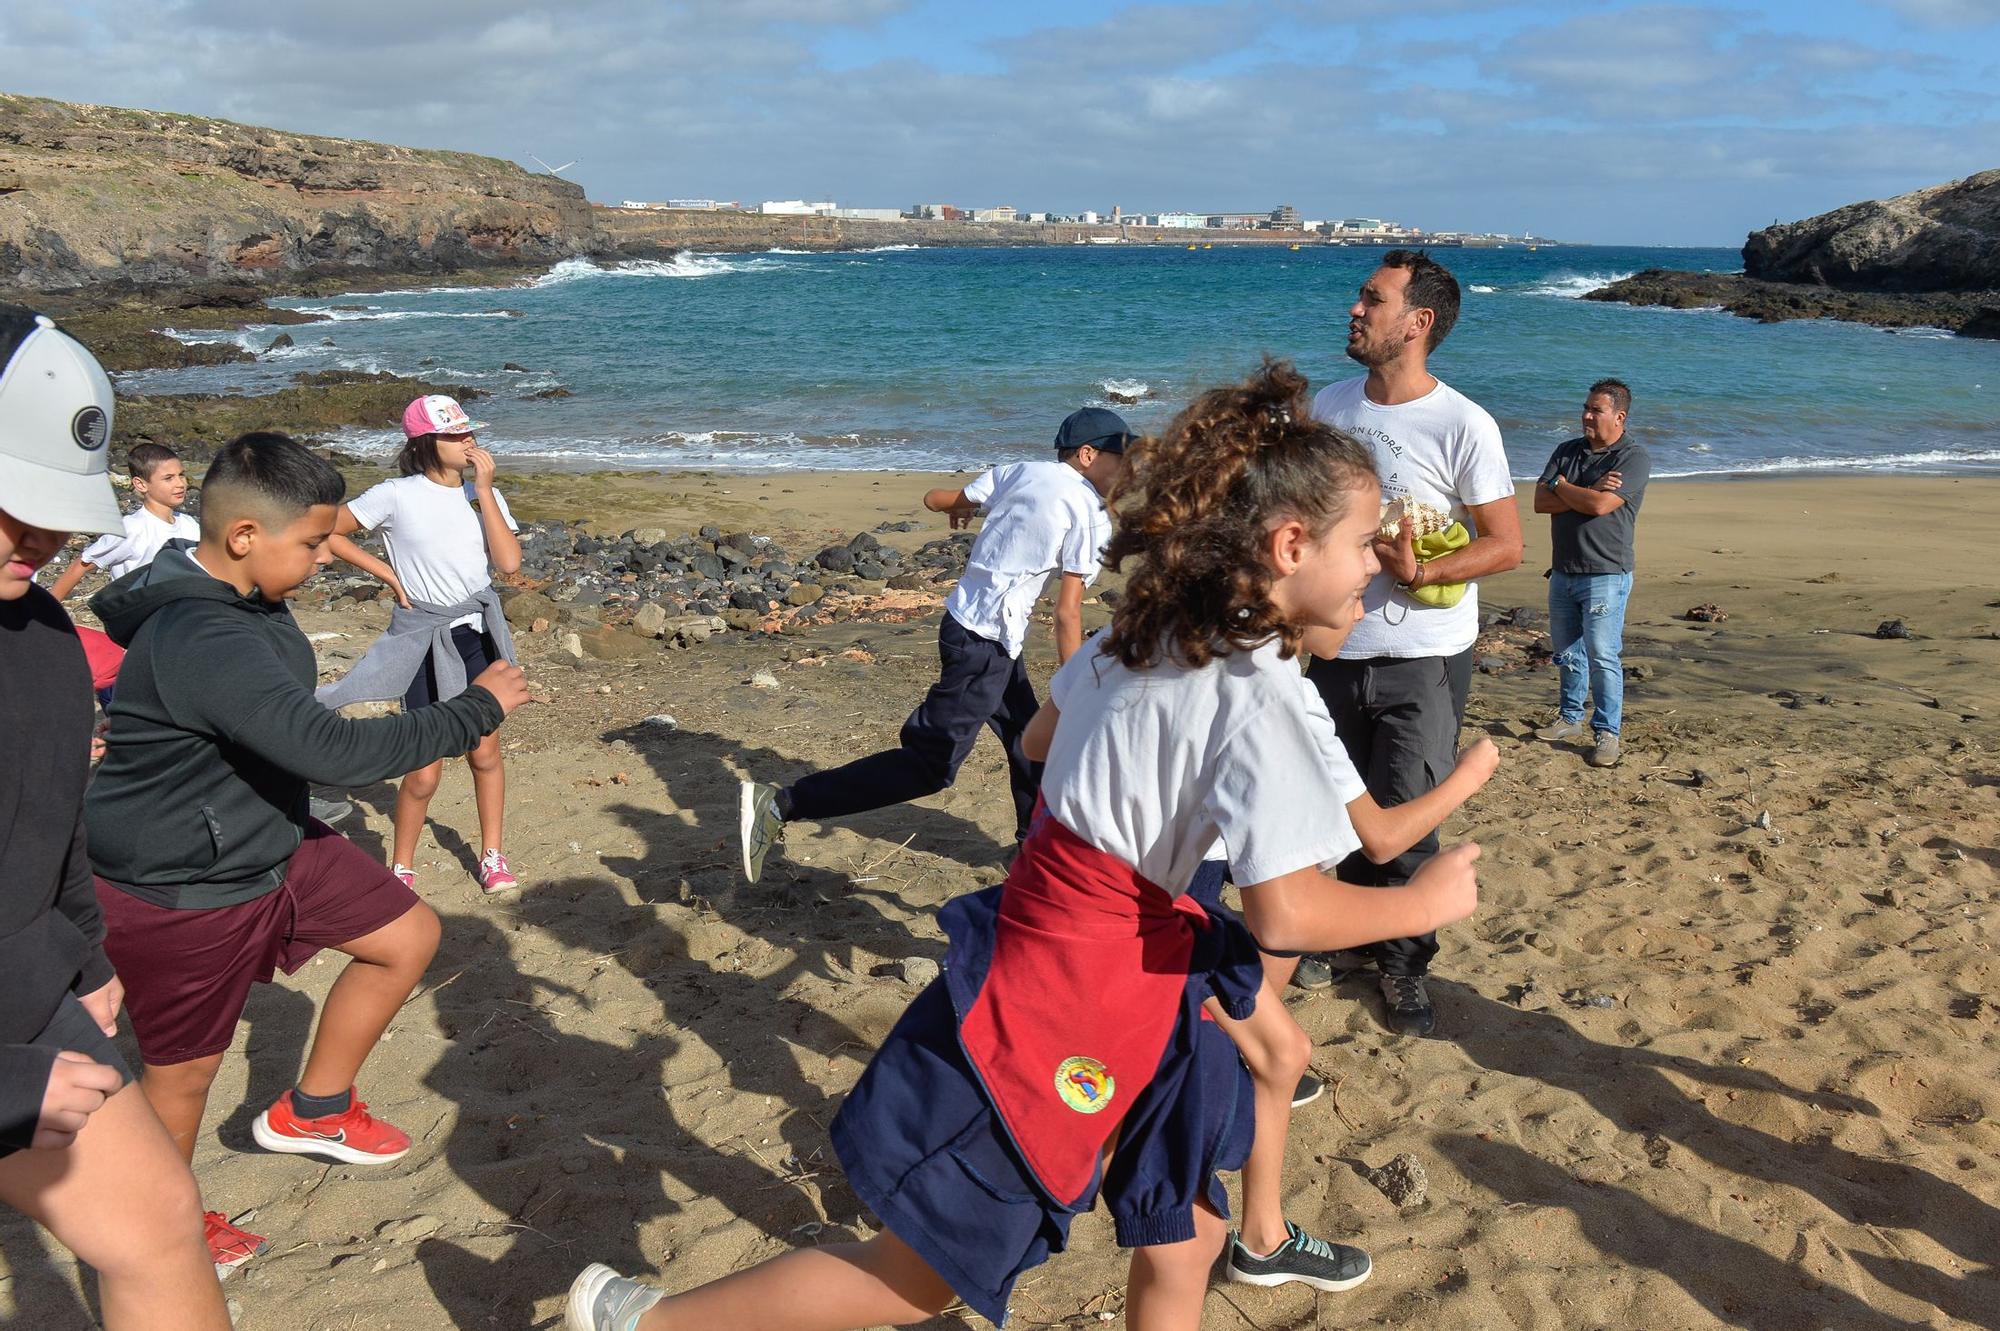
[1054,407,1133,454]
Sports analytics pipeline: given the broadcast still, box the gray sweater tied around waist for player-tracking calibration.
[316,587,518,709]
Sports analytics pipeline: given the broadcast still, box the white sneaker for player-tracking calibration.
[738,780,786,883]
[567,1263,664,1331]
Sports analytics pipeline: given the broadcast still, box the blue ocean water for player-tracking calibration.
[134,244,2000,478]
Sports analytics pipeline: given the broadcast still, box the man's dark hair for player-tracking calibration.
[198,431,345,538]
[1382,248,1460,352]
[127,442,180,481]
[1588,378,1632,414]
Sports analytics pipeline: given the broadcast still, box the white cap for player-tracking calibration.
[0,306,123,536]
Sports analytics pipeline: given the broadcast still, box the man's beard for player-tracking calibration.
[1345,334,1394,369]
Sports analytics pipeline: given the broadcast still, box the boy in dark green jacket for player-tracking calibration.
[86,431,530,1273]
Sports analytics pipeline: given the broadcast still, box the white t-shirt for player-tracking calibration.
[1202,669,1368,868]
[81,508,200,581]
[346,475,517,631]
[1311,375,1514,659]
[945,460,1110,658]
[1044,637,1364,893]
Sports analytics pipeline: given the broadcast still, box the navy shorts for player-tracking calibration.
[0,993,134,1159]
[830,978,1252,1326]
[402,624,495,711]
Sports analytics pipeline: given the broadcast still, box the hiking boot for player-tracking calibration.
[253,1089,411,1165]
[1588,732,1622,767]
[1536,717,1588,743]
[1291,1074,1324,1108]
[738,780,786,883]
[1291,954,1335,990]
[478,849,519,893]
[204,1211,267,1280]
[1380,973,1436,1037]
[1225,1221,1372,1292]
[566,1263,665,1331]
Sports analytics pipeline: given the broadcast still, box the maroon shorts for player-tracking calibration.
[95,820,421,1066]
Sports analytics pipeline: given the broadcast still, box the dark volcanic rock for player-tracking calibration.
[1585,269,2000,338]
[1743,168,2000,292]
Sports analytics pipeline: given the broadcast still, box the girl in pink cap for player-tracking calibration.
[323,395,525,893]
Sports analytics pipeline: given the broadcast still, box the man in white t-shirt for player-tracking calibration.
[47,443,199,600]
[1302,250,1523,1036]
[738,408,1127,882]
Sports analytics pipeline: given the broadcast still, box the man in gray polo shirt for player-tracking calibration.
[1533,378,1649,768]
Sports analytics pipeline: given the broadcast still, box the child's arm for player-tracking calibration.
[923,486,980,530]
[467,447,522,575]
[325,533,410,608]
[1237,843,1481,956]
[1052,573,1086,664]
[1347,737,1499,864]
[1023,698,1060,761]
[47,558,95,602]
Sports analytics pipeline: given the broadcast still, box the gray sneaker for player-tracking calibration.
[1588,732,1622,767]
[566,1263,663,1331]
[1380,973,1436,1037]
[738,780,786,882]
[308,795,354,826]
[1536,717,1588,743]
[1225,1221,1372,1292]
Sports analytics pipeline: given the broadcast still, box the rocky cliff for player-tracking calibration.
[0,94,594,290]
[1742,169,2000,292]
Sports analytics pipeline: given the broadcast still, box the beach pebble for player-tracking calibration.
[643,714,679,731]
[785,583,824,607]
[900,956,942,987]
[1874,618,1915,639]
[1752,810,1772,830]
[1683,603,1728,622]
[749,670,781,690]
[1361,1153,1428,1207]
[558,632,584,661]
[632,602,669,639]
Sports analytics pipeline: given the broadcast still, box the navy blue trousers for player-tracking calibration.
[787,613,1043,835]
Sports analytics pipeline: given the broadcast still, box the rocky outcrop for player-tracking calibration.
[0,94,595,290]
[1743,169,2000,292]
[1584,268,2000,338]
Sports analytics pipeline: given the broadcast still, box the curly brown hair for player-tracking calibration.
[1099,360,1377,670]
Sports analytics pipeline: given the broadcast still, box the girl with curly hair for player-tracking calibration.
[564,360,1483,1331]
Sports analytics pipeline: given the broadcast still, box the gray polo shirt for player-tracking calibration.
[1540,436,1650,575]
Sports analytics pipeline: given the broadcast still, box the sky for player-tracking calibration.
[2,0,1997,246]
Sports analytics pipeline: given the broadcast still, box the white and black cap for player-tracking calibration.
[0,304,123,535]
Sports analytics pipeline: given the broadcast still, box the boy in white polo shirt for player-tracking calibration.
[739,408,1128,881]
[48,444,198,600]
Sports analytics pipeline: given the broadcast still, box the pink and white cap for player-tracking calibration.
[402,394,488,439]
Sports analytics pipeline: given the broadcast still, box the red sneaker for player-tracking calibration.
[205,1210,267,1279]
[252,1089,411,1165]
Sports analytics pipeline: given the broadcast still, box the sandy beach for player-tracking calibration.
[4,470,1995,1330]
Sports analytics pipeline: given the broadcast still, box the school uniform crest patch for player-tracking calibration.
[1055,1056,1114,1113]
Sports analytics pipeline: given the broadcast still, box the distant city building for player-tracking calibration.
[1022,211,1050,223]
[617,198,735,211]
[758,199,837,216]
[830,207,904,221]
[912,202,963,220]
[1268,204,1302,229]
[1148,211,1207,228]
[1204,212,1264,229]
[968,206,1017,223]
[1079,210,1100,225]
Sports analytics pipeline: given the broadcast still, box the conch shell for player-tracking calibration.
[1377,496,1452,542]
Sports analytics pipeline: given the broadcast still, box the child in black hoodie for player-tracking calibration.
[85,431,530,1274]
[0,306,229,1326]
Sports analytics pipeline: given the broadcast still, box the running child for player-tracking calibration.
[0,305,229,1327]
[739,406,1128,881]
[47,442,197,601]
[319,394,524,892]
[84,431,530,1273]
[566,361,1483,1331]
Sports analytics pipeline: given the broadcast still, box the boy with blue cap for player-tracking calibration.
[739,407,1129,880]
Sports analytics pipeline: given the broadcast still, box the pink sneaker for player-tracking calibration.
[478,849,518,893]
[391,863,416,889]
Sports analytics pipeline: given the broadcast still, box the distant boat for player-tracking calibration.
[1289,243,1300,251]
[1088,236,1122,245]
[1187,243,1197,250]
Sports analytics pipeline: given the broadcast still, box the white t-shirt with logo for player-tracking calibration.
[945,460,1110,659]
[346,475,518,631]
[1044,637,1364,893]
[82,508,200,581]
[1310,375,1514,659]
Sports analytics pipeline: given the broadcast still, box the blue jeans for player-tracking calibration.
[1549,570,1632,735]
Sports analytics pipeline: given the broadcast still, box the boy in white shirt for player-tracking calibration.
[738,408,1128,882]
[48,444,198,600]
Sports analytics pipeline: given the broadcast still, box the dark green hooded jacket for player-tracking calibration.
[86,546,503,908]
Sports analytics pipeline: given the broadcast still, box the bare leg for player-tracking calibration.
[0,1082,231,1331]
[296,902,440,1098]
[1204,966,1311,1256]
[638,1229,955,1331]
[138,1053,225,1165]
[466,733,506,855]
[392,759,444,868]
[1125,1200,1229,1331]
